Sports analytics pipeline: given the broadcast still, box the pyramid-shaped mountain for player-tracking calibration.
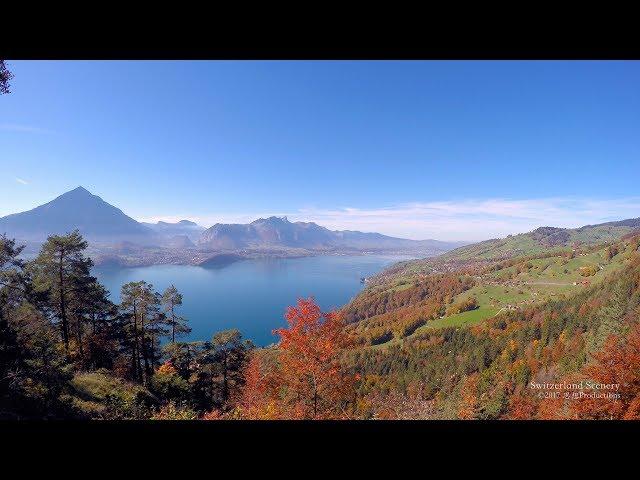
[0,186,155,243]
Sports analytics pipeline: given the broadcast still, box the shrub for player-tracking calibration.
[445,297,479,316]
[149,365,191,402]
[151,401,198,420]
[579,265,597,277]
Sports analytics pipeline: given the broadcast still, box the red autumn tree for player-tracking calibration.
[237,350,283,419]
[238,297,356,419]
[275,297,356,419]
[458,373,480,419]
[570,323,640,419]
[506,392,538,419]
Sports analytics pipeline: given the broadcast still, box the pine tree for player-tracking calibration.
[211,329,251,406]
[29,230,96,355]
[161,285,190,343]
[121,281,167,384]
[590,283,630,353]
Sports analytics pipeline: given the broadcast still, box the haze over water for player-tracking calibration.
[94,254,414,346]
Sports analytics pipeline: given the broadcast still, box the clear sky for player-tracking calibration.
[1,60,639,241]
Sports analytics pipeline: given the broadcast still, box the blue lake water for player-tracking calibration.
[94,255,414,346]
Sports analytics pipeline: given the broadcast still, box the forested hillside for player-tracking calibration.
[369,220,640,284]
[336,230,640,419]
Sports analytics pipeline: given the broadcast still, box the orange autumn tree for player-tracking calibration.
[506,392,538,420]
[236,350,283,419]
[458,373,480,419]
[569,323,640,419]
[238,297,357,419]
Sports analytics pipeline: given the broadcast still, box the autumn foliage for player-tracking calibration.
[569,324,640,419]
[238,298,357,419]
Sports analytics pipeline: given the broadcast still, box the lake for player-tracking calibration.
[94,254,414,346]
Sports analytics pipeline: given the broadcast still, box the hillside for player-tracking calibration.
[344,235,636,347]
[442,222,640,261]
[341,232,640,419]
[366,220,640,286]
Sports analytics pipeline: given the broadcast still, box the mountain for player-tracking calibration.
[197,216,463,254]
[0,188,464,262]
[0,187,155,244]
[141,219,205,241]
[164,234,196,249]
[332,230,466,251]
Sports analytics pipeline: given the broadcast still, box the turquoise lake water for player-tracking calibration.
[94,255,413,346]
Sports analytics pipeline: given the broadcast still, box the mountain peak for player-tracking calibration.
[49,186,102,205]
[56,186,98,202]
[67,186,93,196]
[252,216,289,225]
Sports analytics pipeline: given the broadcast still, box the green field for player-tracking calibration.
[365,307,501,351]
[418,306,500,331]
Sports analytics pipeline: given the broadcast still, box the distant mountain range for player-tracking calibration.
[0,187,466,264]
[141,219,205,242]
[197,216,460,253]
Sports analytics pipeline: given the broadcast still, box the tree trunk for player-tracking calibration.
[76,316,84,357]
[140,313,150,385]
[150,331,156,371]
[58,249,69,353]
[222,351,229,404]
[132,301,140,382]
[171,303,176,343]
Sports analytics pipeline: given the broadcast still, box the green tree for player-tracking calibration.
[161,285,190,342]
[0,235,26,323]
[30,231,96,355]
[192,329,252,410]
[120,281,166,384]
[211,329,251,405]
[81,282,119,370]
[162,340,202,379]
[589,282,630,353]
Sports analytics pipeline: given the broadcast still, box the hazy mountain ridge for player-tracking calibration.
[0,188,463,265]
[197,215,461,253]
[141,219,205,242]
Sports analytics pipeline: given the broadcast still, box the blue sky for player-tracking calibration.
[1,60,639,240]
